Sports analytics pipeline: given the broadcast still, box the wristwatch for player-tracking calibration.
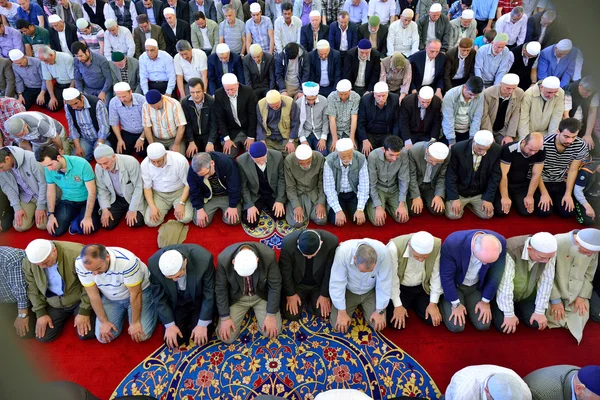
[452,302,462,309]
[18,313,27,319]
[138,136,145,141]
[47,211,55,217]
[178,201,186,206]
[378,310,385,315]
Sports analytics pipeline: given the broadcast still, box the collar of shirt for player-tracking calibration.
[359,54,371,62]
[305,97,319,106]
[520,237,538,271]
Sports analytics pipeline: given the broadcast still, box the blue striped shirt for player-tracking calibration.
[109,93,146,134]
[65,96,110,141]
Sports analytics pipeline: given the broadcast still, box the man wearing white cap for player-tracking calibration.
[447,8,476,49]
[296,81,330,154]
[283,143,327,227]
[93,144,145,229]
[493,232,557,334]
[323,137,369,226]
[37,45,74,111]
[174,39,208,98]
[357,81,400,156]
[416,3,450,52]
[75,18,105,56]
[161,7,192,58]
[445,129,502,219]
[102,19,135,60]
[300,10,327,53]
[481,72,525,145]
[446,365,532,399]
[399,85,442,147]
[48,15,78,55]
[387,9,419,57]
[518,76,564,137]
[494,6,527,48]
[386,231,443,329]
[139,38,176,95]
[509,41,540,90]
[475,33,515,88]
[148,244,215,348]
[330,238,392,333]
[109,81,148,156]
[246,2,274,54]
[206,42,244,95]
[256,89,300,153]
[22,239,95,342]
[407,140,449,216]
[308,39,341,98]
[103,0,138,32]
[549,228,600,343]
[536,38,578,89]
[327,79,360,150]
[216,242,282,343]
[242,43,276,99]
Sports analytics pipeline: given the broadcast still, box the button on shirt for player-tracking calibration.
[41,51,74,85]
[109,92,146,134]
[142,95,187,139]
[141,151,190,192]
[45,155,95,202]
[174,49,208,82]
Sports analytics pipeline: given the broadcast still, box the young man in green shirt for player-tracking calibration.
[16,19,50,57]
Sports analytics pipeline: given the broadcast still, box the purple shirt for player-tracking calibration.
[0,26,24,58]
[301,2,312,25]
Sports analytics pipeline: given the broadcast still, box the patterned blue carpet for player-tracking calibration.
[111,310,441,400]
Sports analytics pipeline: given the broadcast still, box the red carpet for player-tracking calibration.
[5,107,600,399]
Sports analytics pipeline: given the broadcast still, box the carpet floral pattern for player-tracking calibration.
[241,212,308,249]
[111,310,441,400]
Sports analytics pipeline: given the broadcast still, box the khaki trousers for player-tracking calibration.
[13,200,47,232]
[152,135,186,157]
[216,294,282,344]
[330,289,378,330]
[547,299,589,344]
[366,189,406,225]
[144,187,193,227]
[445,194,491,220]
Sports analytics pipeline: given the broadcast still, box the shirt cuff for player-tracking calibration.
[481,297,490,303]
[164,321,175,328]
[429,292,441,304]
[550,298,561,305]
[320,134,328,140]
[17,301,29,310]
[224,136,230,142]
[392,297,402,307]
[534,307,546,315]
[197,319,211,327]
[451,299,460,306]
[503,311,515,318]
[299,136,307,143]
[404,139,412,145]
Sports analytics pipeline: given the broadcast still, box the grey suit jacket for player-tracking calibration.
[133,24,167,58]
[56,2,84,23]
[524,365,579,400]
[94,154,145,212]
[237,149,286,209]
[407,140,449,199]
[417,14,450,51]
[191,19,219,54]
[109,56,141,93]
[0,58,16,98]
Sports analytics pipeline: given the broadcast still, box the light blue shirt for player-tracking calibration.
[343,0,368,24]
[139,50,176,94]
[473,0,498,21]
[146,7,156,24]
[319,58,329,87]
[474,43,515,85]
[44,263,64,296]
[245,16,273,51]
[329,239,392,312]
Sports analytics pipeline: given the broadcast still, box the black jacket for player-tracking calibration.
[279,229,338,298]
[398,93,442,143]
[135,0,165,26]
[216,242,281,317]
[445,139,502,202]
[308,48,341,89]
[148,244,215,326]
[357,23,388,56]
[170,0,190,23]
[357,92,400,141]
[274,46,310,93]
[187,151,242,210]
[525,12,564,48]
[409,49,446,92]
[50,23,78,54]
[443,45,476,90]
[509,44,538,90]
[242,51,275,92]
[342,47,381,92]
[300,23,329,53]
[161,19,191,57]
[181,93,218,144]
[214,83,257,140]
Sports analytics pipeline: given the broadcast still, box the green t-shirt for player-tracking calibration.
[22,26,50,47]
[45,155,95,202]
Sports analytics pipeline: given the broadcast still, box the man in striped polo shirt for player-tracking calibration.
[536,118,589,218]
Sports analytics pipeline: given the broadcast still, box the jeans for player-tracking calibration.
[53,199,101,237]
[305,134,329,156]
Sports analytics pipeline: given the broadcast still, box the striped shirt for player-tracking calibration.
[496,238,555,317]
[109,93,146,134]
[65,97,111,141]
[323,156,370,212]
[142,95,187,140]
[219,18,246,54]
[0,247,29,309]
[541,134,589,183]
[245,16,273,51]
[76,247,150,301]
[77,23,105,54]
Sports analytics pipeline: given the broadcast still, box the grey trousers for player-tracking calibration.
[216,294,282,344]
[366,189,406,226]
[330,289,378,330]
[591,290,600,323]
[440,284,491,332]
[285,193,327,228]
[193,196,241,227]
[445,194,492,220]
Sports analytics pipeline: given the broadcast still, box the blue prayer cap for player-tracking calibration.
[579,366,600,395]
[249,141,267,158]
[145,89,162,105]
[357,39,372,50]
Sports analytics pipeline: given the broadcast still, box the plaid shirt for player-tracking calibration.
[323,156,370,212]
[65,97,110,141]
[0,247,29,309]
[497,0,522,14]
[0,98,26,145]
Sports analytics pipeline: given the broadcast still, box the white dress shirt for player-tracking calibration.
[422,55,436,86]
[445,365,532,400]
[174,49,208,82]
[386,20,419,57]
[140,151,190,192]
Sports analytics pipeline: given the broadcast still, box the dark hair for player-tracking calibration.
[80,244,108,262]
[484,29,497,42]
[284,42,299,59]
[188,77,204,91]
[194,11,206,21]
[458,37,473,48]
[282,2,293,12]
[35,145,59,163]
[461,0,472,6]
[15,19,31,30]
[338,10,349,19]
[137,14,149,24]
[559,118,582,134]
[383,136,403,152]
[0,147,11,162]
[70,41,88,55]
[465,76,484,94]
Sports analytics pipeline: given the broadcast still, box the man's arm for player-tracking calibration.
[527,162,543,199]
[329,252,349,311]
[83,180,97,219]
[83,283,109,322]
[564,159,583,199]
[127,283,143,324]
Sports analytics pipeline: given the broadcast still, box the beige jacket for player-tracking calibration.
[481,85,525,138]
[517,81,565,139]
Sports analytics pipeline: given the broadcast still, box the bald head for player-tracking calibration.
[521,132,544,157]
[472,234,502,264]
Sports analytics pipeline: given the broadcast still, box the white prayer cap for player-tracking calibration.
[541,76,561,89]
[25,239,53,264]
[221,73,238,85]
[410,231,435,255]
[401,8,414,18]
[461,9,474,19]
[501,73,520,85]
[8,49,24,61]
[315,389,373,400]
[529,232,557,253]
[525,41,541,56]
[373,82,389,93]
[316,39,330,50]
[418,86,434,100]
[113,82,131,92]
[309,10,321,18]
[428,142,449,160]
[473,130,494,146]
[76,18,89,30]
[576,228,600,252]
[249,43,262,56]
[556,39,573,51]
[163,7,176,15]
[430,3,442,12]
[216,43,230,54]
[159,250,184,276]
[336,138,353,152]
[250,2,261,13]
[48,14,62,23]
[145,38,158,48]
[487,373,530,400]
[295,144,312,160]
[233,248,258,277]
[147,142,167,160]
[63,87,81,101]
[336,79,352,92]
[302,81,320,96]
[105,18,117,28]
